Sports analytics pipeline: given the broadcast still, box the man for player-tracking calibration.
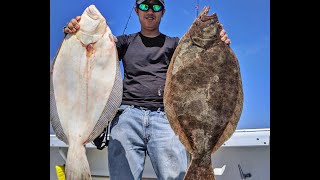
[64,0,230,179]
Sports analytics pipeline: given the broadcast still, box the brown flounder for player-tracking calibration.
[164,6,243,180]
[50,5,122,180]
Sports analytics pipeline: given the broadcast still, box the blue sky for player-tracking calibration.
[50,0,270,129]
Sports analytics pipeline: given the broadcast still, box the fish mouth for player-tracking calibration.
[86,5,100,20]
[202,6,210,16]
[198,6,218,23]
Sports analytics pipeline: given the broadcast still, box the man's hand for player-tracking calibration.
[64,16,81,34]
[219,24,231,45]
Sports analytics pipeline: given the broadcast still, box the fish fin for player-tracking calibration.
[65,143,92,180]
[51,35,68,73]
[211,83,243,154]
[211,122,236,154]
[184,153,216,180]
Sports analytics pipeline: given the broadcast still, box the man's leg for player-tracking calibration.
[146,110,188,180]
[108,105,147,180]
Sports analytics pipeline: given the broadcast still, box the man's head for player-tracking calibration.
[135,0,165,34]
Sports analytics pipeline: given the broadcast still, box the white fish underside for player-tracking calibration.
[53,30,117,143]
[50,5,122,180]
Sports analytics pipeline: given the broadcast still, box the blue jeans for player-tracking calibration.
[108,105,187,180]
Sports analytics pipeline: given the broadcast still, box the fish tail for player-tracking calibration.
[65,143,92,180]
[184,154,216,180]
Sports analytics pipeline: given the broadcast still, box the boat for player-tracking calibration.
[50,126,270,180]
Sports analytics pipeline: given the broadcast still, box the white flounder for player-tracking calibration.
[50,5,122,180]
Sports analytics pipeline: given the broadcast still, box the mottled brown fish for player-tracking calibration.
[50,5,122,180]
[164,6,243,180]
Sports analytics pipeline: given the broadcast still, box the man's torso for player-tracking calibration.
[116,32,179,110]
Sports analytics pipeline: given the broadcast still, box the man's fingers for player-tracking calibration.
[71,19,80,29]
[221,34,228,41]
[65,26,77,33]
[71,19,78,26]
[225,39,231,45]
[218,24,230,45]
[66,28,77,33]
[65,28,72,34]
[64,16,81,34]
[67,22,74,29]
[220,29,226,37]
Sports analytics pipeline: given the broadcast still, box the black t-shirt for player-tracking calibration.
[116,32,180,110]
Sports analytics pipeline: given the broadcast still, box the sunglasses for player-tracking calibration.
[137,3,164,12]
